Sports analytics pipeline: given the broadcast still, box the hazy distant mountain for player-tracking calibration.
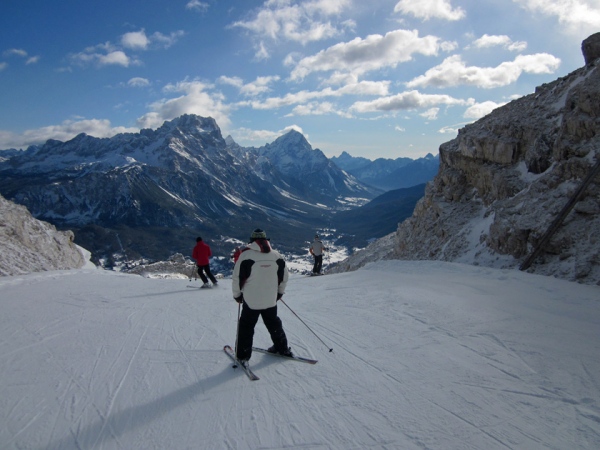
[238,131,379,206]
[331,151,439,190]
[331,184,426,249]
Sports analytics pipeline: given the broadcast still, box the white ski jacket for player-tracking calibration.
[310,239,325,256]
[232,240,289,310]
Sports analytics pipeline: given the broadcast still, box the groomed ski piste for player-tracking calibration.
[1,260,599,449]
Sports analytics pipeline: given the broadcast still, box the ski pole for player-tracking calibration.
[188,264,196,281]
[233,302,242,368]
[279,298,333,352]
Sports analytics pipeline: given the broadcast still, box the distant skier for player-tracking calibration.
[232,228,292,363]
[309,234,327,275]
[192,237,218,288]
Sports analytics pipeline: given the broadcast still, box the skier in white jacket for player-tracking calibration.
[232,228,292,362]
[309,234,326,275]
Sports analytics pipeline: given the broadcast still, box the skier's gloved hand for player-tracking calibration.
[234,294,244,304]
[276,293,283,301]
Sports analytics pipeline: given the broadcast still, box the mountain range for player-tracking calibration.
[332,151,439,191]
[0,115,431,265]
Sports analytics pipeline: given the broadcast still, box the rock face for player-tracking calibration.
[0,194,87,276]
[582,32,600,65]
[334,36,600,285]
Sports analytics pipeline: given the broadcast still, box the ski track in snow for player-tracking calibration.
[1,261,599,449]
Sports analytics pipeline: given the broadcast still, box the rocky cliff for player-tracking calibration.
[334,34,600,285]
[0,194,87,276]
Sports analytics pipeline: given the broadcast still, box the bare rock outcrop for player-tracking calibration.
[335,35,600,285]
[582,32,600,65]
[0,194,87,276]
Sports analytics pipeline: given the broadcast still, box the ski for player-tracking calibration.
[223,345,259,381]
[252,347,318,364]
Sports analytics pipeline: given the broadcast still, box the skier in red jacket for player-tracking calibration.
[192,237,218,288]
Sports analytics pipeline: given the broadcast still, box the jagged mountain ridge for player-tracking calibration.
[0,115,376,263]
[332,35,600,285]
[332,151,440,190]
[230,130,379,206]
[1,116,289,227]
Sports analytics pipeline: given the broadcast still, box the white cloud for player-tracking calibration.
[218,75,281,96]
[218,76,244,88]
[513,0,600,33]
[69,30,183,70]
[394,0,466,21]
[463,101,507,119]
[242,80,390,110]
[0,119,139,149]
[336,80,391,96]
[407,53,561,89]
[438,124,462,134]
[287,101,352,118]
[122,30,150,50]
[128,77,151,87]
[150,31,186,49]
[69,43,139,68]
[349,90,473,113]
[471,34,528,52]
[513,53,562,73]
[290,29,444,80]
[230,0,352,58]
[121,29,186,50]
[440,40,459,52]
[304,0,351,16]
[420,107,439,120]
[98,51,132,67]
[321,72,358,86]
[186,1,209,12]
[507,42,529,52]
[254,41,270,60]
[4,48,28,57]
[136,80,231,130]
[0,62,7,71]
[3,48,40,65]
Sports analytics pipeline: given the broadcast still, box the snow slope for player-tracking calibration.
[1,261,599,449]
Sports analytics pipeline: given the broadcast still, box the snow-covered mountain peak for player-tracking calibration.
[0,114,378,262]
[260,129,327,169]
[272,129,310,148]
[158,114,220,136]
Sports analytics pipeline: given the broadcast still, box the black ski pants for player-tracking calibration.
[312,254,323,274]
[197,264,217,284]
[236,303,288,361]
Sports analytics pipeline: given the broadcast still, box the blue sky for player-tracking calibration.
[1,0,598,159]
